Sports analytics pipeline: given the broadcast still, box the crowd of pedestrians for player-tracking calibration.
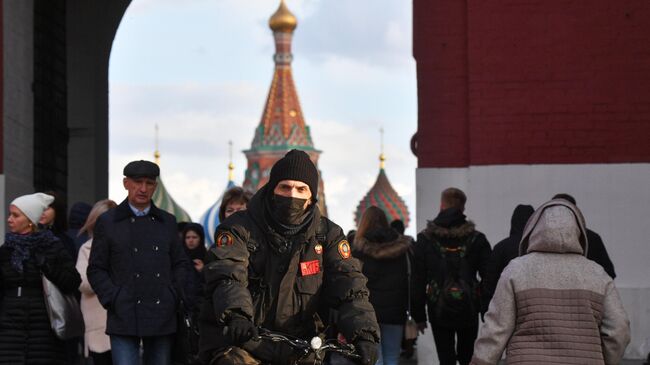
[0,151,632,365]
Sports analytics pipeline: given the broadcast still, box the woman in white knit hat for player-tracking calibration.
[0,193,82,365]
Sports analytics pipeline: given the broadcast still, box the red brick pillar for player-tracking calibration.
[0,0,4,174]
[413,0,469,168]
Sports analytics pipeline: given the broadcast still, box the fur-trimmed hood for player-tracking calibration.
[422,220,476,239]
[354,228,411,260]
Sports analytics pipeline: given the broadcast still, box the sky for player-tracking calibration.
[108,0,417,236]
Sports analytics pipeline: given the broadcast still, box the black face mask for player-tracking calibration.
[273,194,308,226]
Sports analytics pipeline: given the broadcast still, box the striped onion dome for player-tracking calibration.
[199,180,236,247]
[355,166,410,228]
[152,177,192,223]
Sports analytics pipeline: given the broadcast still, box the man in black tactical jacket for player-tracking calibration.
[199,150,379,365]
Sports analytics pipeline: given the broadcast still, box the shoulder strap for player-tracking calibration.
[405,249,412,318]
[462,232,479,254]
[315,217,328,243]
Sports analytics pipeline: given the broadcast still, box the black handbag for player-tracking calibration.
[404,251,418,340]
[42,275,84,340]
[172,300,201,365]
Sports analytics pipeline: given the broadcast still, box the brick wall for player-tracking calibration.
[414,0,650,168]
[0,0,3,174]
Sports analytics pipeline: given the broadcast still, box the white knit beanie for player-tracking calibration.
[10,193,55,225]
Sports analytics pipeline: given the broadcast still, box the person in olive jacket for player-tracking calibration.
[87,160,188,365]
[199,150,380,365]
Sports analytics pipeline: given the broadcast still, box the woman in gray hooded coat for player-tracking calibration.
[471,199,630,365]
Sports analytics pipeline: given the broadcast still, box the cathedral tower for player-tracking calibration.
[242,0,327,215]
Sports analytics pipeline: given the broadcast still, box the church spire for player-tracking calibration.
[154,123,161,165]
[151,125,192,223]
[379,127,386,170]
[269,0,297,35]
[228,140,235,182]
[355,127,410,228]
[243,0,327,216]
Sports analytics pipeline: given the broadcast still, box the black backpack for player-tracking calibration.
[427,233,480,327]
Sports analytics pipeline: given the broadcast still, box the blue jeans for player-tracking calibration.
[110,334,174,365]
[377,323,404,365]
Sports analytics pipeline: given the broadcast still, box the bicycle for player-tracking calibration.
[254,327,360,365]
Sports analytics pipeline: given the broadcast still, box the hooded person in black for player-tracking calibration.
[411,188,491,365]
[481,204,534,312]
[199,150,379,365]
[553,193,616,279]
[66,201,92,252]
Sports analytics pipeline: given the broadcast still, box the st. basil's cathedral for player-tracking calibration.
[153,0,410,245]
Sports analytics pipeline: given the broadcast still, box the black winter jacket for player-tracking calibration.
[354,228,411,325]
[586,229,616,279]
[87,200,188,337]
[0,232,81,365]
[199,186,379,361]
[482,204,534,311]
[411,208,492,329]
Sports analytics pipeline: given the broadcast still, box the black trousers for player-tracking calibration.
[431,324,479,365]
[90,350,113,365]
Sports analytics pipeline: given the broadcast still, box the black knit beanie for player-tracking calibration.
[268,149,319,200]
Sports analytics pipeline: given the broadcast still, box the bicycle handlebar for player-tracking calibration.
[255,327,361,361]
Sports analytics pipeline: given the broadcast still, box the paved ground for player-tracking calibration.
[398,356,645,364]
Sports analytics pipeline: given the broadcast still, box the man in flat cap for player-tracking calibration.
[199,149,380,365]
[88,160,188,365]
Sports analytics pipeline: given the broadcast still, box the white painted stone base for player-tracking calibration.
[415,163,650,360]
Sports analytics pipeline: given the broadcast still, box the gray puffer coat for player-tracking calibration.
[471,199,630,365]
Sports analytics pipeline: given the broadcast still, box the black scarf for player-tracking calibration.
[4,230,58,273]
[184,243,207,262]
[263,193,315,238]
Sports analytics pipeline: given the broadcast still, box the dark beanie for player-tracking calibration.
[268,149,319,199]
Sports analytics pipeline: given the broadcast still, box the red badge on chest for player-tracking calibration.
[300,260,320,276]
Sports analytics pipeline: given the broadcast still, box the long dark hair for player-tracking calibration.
[356,206,389,241]
[42,190,68,233]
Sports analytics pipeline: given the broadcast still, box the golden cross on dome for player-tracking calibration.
[228,140,235,182]
[379,127,386,169]
[154,124,161,165]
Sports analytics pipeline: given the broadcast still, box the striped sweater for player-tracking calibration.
[471,200,630,365]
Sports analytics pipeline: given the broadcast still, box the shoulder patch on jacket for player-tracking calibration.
[215,232,234,247]
[337,240,351,259]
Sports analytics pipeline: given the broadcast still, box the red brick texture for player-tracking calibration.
[0,0,3,173]
[414,0,650,168]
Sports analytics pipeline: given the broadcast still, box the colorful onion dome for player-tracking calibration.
[355,134,409,227]
[355,169,410,228]
[269,0,297,33]
[152,177,192,223]
[199,179,236,247]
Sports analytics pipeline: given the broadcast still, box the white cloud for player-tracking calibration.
[109,1,417,236]
[309,118,416,234]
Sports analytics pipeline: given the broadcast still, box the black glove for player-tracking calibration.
[354,339,378,365]
[226,316,257,345]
